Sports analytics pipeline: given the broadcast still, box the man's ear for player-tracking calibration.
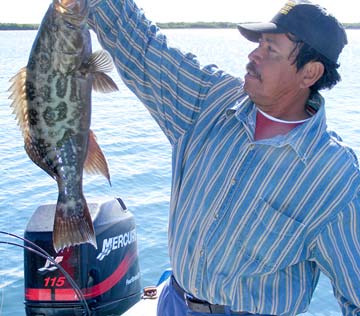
[300,61,325,88]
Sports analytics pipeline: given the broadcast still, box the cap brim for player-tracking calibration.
[237,22,283,42]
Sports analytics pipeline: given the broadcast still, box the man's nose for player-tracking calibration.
[248,45,264,64]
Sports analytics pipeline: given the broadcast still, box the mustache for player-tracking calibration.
[246,62,261,80]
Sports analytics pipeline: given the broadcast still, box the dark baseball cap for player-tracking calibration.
[237,0,347,63]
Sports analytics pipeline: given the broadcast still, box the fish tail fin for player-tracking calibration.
[53,200,97,253]
[84,129,111,186]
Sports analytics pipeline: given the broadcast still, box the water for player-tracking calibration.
[0,28,359,315]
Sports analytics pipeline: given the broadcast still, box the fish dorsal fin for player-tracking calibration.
[87,50,119,93]
[8,67,30,137]
[9,68,57,179]
[84,130,111,185]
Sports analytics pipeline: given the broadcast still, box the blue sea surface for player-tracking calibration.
[0,28,359,315]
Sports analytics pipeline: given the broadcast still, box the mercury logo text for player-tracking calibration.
[96,229,137,261]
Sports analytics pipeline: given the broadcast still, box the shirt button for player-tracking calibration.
[214,213,219,219]
[200,249,204,256]
[231,178,236,185]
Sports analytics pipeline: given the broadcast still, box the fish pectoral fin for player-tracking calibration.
[84,130,111,185]
[88,50,115,73]
[87,50,119,93]
[53,201,97,252]
[8,67,30,137]
[93,71,119,93]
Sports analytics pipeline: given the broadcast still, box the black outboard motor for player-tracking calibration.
[24,198,142,316]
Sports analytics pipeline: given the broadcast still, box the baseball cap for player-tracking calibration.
[237,0,347,63]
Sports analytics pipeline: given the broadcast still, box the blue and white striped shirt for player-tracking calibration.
[89,1,360,315]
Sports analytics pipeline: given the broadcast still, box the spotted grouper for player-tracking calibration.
[9,0,118,252]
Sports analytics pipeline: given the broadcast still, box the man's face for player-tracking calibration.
[244,33,304,109]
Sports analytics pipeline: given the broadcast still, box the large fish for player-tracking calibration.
[9,0,118,252]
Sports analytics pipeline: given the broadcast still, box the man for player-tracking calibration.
[89,0,360,315]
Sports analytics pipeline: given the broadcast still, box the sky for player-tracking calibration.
[0,0,359,24]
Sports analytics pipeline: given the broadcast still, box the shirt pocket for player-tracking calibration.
[235,198,306,275]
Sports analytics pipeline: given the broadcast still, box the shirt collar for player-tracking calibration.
[227,92,327,163]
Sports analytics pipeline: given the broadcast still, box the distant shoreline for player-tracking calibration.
[1,22,360,31]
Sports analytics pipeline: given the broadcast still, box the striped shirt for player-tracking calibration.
[89,1,360,315]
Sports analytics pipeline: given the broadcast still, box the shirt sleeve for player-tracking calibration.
[88,0,230,145]
[313,198,360,316]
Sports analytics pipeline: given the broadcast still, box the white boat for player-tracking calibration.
[123,270,171,316]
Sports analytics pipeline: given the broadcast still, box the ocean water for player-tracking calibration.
[0,28,359,315]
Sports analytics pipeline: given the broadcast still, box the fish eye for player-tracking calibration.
[65,20,76,29]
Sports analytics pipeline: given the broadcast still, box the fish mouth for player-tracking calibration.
[54,0,89,25]
[245,62,261,81]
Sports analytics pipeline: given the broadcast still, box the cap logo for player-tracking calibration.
[279,0,296,15]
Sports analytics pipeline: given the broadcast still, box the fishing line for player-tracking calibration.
[0,231,91,316]
[0,237,90,316]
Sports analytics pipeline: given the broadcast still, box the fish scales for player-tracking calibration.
[9,0,118,252]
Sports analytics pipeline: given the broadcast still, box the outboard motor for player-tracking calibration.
[24,198,142,316]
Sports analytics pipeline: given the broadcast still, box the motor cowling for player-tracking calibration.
[24,198,142,316]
